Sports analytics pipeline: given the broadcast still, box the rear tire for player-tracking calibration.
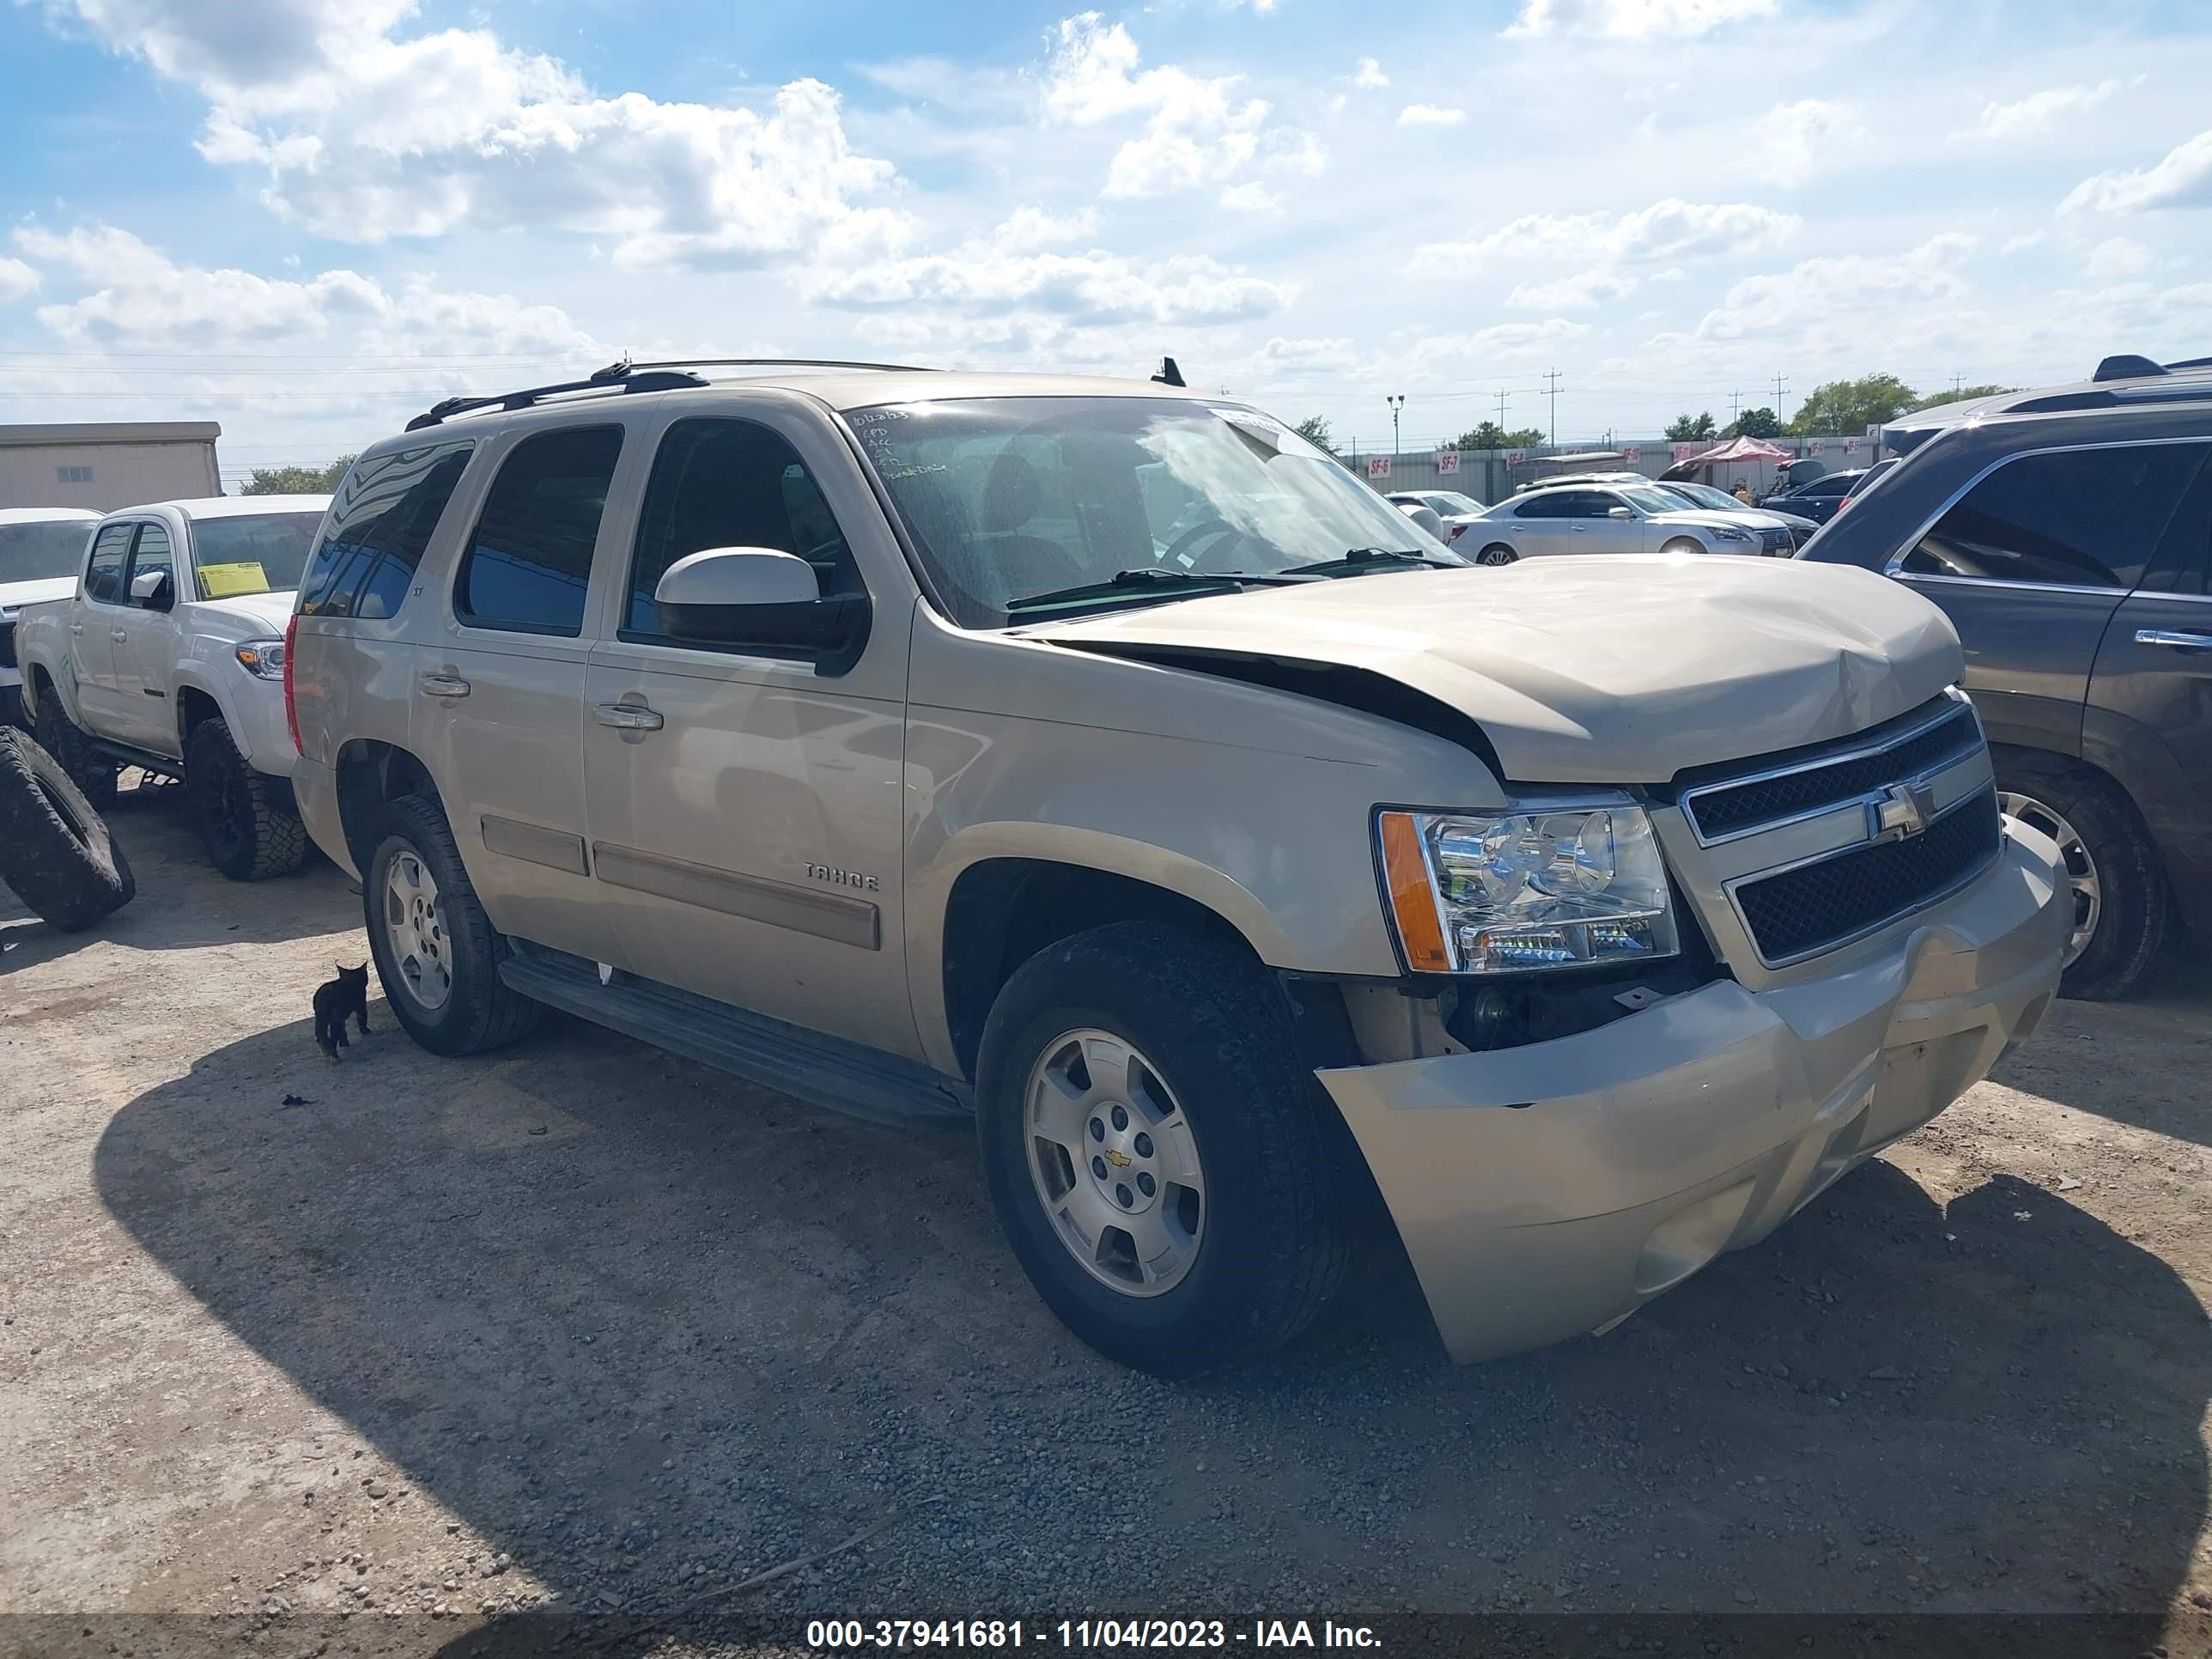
[362,793,539,1055]
[0,727,135,932]
[975,921,1349,1376]
[1474,543,1517,566]
[186,720,307,881]
[1995,761,2166,1001]
[33,691,118,809]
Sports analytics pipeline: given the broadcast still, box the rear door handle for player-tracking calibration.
[111,629,130,643]
[418,672,471,699]
[2135,629,2212,650]
[69,621,84,635]
[594,702,664,731]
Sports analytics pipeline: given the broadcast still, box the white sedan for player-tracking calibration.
[1460,482,1796,564]
[1386,489,1486,546]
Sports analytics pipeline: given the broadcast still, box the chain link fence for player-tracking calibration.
[1341,433,1884,505]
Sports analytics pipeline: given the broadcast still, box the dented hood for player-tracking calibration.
[1018,555,1963,783]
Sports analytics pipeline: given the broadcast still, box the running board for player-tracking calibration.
[499,942,973,1127]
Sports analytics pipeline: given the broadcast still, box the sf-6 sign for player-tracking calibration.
[1367,457,1391,479]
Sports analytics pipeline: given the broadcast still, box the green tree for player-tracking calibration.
[1723,406,1783,438]
[1910,384,2019,411]
[1449,421,1547,450]
[1293,416,1337,455]
[1788,375,1918,434]
[1664,411,1717,441]
[240,454,356,495]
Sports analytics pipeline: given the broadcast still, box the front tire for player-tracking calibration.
[1660,537,1705,556]
[1995,763,2166,1000]
[186,720,307,880]
[33,691,118,809]
[1474,543,1517,566]
[975,921,1349,1376]
[363,793,539,1056]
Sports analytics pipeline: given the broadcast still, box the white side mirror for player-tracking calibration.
[654,547,821,608]
[131,568,170,602]
[1607,507,1633,522]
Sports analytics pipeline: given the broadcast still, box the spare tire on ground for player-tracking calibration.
[0,726,136,933]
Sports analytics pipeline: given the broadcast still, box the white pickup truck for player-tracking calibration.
[15,494,331,878]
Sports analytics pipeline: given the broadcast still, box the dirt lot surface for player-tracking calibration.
[3,787,2209,1656]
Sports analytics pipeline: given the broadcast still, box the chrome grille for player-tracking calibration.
[1733,788,2001,965]
[1681,699,1980,843]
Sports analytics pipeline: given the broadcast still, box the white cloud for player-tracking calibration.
[1413,198,1796,274]
[2063,127,2212,214]
[1750,100,1863,187]
[988,205,1102,251]
[1397,104,1467,128]
[15,223,603,361]
[1965,81,2121,141]
[1220,181,1285,212]
[1506,0,1777,39]
[0,257,39,304]
[40,0,909,271]
[1351,57,1389,88]
[1661,234,1979,347]
[812,241,1295,327]
[1042,13,1309,199]
[1505,270,1639,310]
[2084,236,2153,277]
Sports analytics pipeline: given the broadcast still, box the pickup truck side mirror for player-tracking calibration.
[130,568,174,611]
[653,546,871,665]
[1607,507,1634,521]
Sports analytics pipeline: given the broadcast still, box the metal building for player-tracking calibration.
[0,422,222,510]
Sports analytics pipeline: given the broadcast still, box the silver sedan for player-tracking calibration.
[1462,483,1792,564]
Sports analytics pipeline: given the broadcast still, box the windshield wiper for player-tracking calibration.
[1287,547,1463,577]
[1005,566,1308,614]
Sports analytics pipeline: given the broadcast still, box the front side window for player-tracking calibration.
[1899,442,2209,589]
[300,444,472,619]
[126,523,173,599]
[0,519,95,583]
[455,427,623,636]
[850,397,1459,629]
[84,524,133,603]
[625,419,857,640]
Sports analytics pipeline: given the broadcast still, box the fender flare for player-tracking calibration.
[169,662,252,760]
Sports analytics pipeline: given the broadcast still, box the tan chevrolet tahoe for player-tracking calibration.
[283,360,2069,1376]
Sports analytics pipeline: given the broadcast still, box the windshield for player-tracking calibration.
[1620,487,1692,516]
[189,512,325,597]
[1667,483,1741,510]
[0,519,94,584]
[848,397,1462,627]
[1428,491,1485,514]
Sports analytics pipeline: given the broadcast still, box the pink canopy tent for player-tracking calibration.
[1662,435,1793,478]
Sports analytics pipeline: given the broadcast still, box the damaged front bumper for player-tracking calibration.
[1316,821,2068,1364]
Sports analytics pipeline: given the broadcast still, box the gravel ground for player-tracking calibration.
[2,786,2209,1657]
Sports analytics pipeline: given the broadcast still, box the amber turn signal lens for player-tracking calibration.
[1379,811,1452,973]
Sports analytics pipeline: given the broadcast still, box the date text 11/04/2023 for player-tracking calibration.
[805,1620,1383,1650]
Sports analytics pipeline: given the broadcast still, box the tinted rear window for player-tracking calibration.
[301,444,474,619]
[455,427,623,635]
[0,520,94,583]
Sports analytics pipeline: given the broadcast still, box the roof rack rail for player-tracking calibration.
[620,356,938,375]
[404,366,708,431]
[2165,355,2212,371]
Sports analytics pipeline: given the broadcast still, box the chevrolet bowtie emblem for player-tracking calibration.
[1103,1148,1133,1168]
[1869,781,1934,843]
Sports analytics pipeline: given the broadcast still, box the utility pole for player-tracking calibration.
[1952,372,1965,398]
[1542,368,1564,447]
[1730,390,1742,424]
[1495,388,1511,434]
[1771,372,1790,422]
[1386,393,1406,457]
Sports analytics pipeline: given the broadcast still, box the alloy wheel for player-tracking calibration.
[1997,789,2102,966]
[382,849,453,1011]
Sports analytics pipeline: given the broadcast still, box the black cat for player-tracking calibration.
[313,962,372,1060]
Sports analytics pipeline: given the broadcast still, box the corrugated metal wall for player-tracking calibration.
[1345,434,1881,505]
[0,441,222,510]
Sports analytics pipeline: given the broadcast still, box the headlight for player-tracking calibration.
[234,637,286,679]
[1378,805,1678,974]
[1710,526,1752,543]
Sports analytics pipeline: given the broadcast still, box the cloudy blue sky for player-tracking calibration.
[3,0,2209,480]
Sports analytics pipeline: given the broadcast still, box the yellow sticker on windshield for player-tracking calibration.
[198,562,271,599]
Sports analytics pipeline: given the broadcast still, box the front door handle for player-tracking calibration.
[594,702,664,731]
[2136,629,2212,650]
[418,672,471,699]
[111,629,130,643]
[69,620,84,635]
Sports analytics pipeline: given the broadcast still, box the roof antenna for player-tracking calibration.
[589,355,633,382]
[1152,356,1186,388]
